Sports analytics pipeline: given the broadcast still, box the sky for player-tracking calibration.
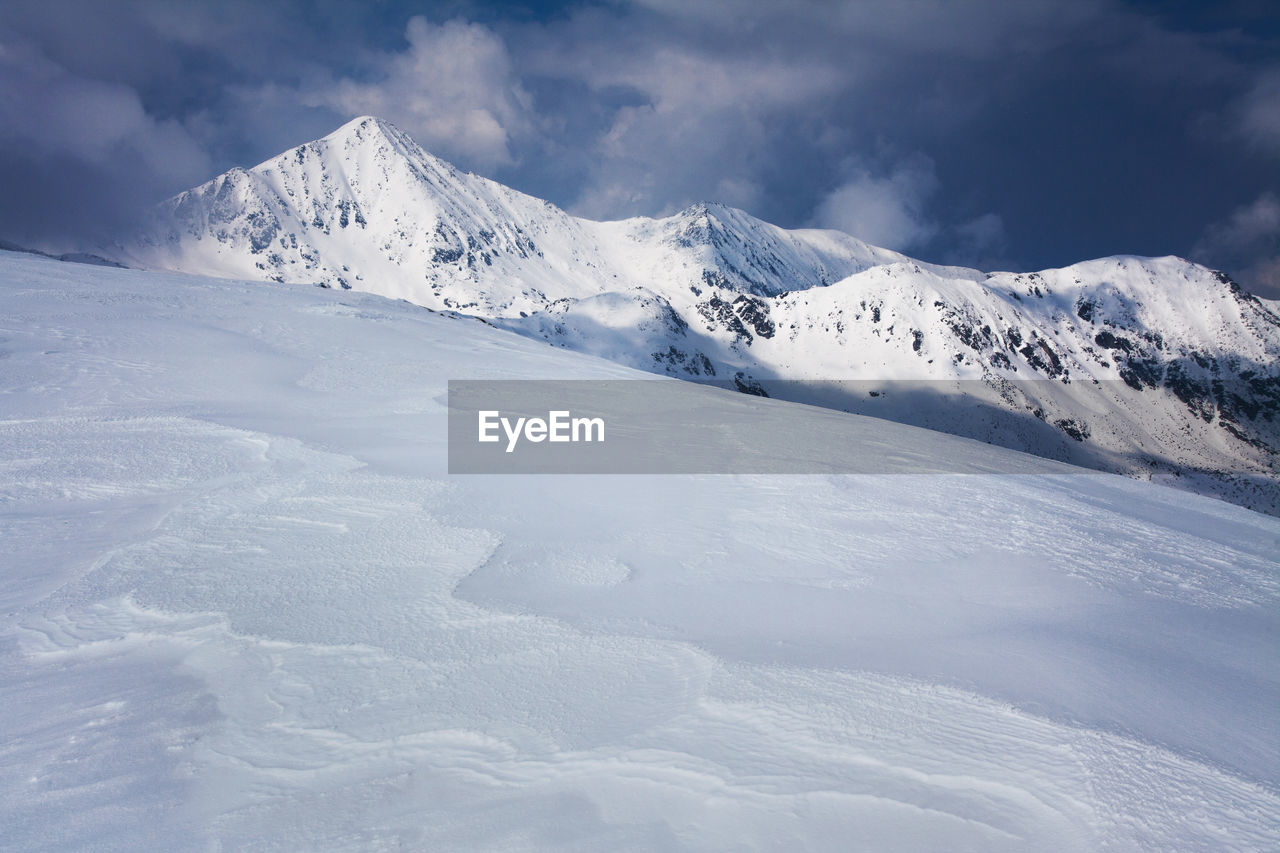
[1,0,1278,297]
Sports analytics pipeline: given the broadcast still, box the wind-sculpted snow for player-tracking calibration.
[113,117,1280,512]
[1,252,1278,849]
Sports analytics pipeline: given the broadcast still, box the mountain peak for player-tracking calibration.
[326,114,400,142]
[677,201,726,217]
[319,115,412,155]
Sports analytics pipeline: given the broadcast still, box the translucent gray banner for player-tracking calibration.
[446,379,1096,475]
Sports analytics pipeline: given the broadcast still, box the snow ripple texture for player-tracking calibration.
[1,252,1278,851]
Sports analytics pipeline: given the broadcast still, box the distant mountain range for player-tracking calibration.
[109,117,1280,513]
[0,238,125,269]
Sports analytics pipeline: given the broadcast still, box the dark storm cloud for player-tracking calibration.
[1194,192,1280,296]
[0,32,210,245]
[1,1,1277,296]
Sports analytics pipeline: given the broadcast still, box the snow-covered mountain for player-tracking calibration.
[117,117,918,313]
[4,250,1278,849]
[115,116,1280,512]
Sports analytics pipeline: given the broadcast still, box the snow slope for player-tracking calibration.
[113,117,1280,513]
[2,250,1277,850]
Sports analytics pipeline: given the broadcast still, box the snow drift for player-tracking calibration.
[2,250,1277,850]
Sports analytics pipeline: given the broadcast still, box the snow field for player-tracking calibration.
[1,252,1277,850]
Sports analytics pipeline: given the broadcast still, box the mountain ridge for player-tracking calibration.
[110,116,1280,512]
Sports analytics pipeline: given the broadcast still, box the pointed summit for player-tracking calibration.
[321,115,410,152]
[287,114,417,169]
[119,116,609,310]
[331,114,393,136]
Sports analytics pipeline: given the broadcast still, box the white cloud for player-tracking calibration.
[810,156,939,250]
[304,17,532,171]
[550,40,846,220]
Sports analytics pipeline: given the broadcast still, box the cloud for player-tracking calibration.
[807,159,1011,266]
[0,0,1275,277]
[810,156,939,251]
[0,36,209,246]
[303,17,533,171]
[0,39,207,180]
[514,0,1144,239]
[1193,193,1280,299]
[1233,69,1280,156]
[532,29,848,220]
[944,213,1014,271]
[622,0,1101,62]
